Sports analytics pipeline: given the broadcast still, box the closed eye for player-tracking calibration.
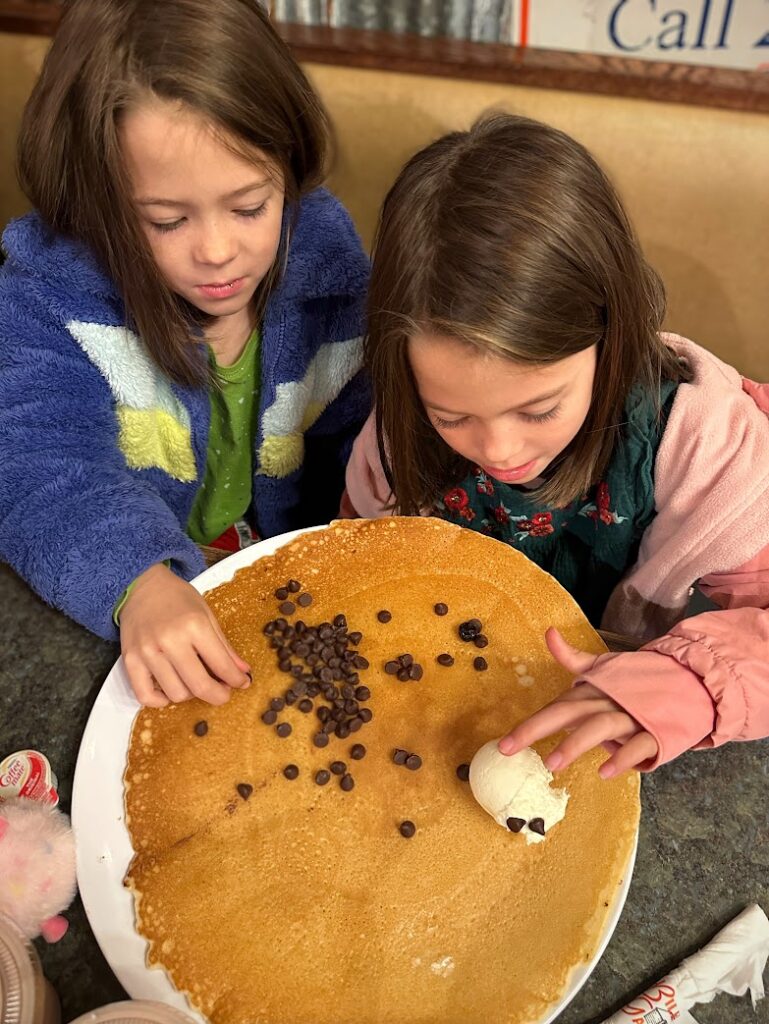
[433,415,468,430]
[150,202,268,235]
[521,405,561,423]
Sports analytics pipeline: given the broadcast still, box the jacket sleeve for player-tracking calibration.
[0,309,205,641]
[581,545,769,769]
[343,411,395,518]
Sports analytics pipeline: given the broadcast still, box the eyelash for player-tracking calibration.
[433,405,561,430]
[150,203,268,234]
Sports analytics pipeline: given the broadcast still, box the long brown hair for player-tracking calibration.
[17,0,329,386]
[367,113,686,512]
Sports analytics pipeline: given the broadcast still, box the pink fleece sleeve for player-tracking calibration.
[343,412,395,519]
[583,545,769,769]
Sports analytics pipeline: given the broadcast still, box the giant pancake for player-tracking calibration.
[124,517,639,1024]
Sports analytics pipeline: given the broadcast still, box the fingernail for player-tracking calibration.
[599,764,615,779]
[498,739,517,756]
[244,671,252,686]
[545,752,563,770]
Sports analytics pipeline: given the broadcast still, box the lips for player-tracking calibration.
[195,277,246,300]
[481,459,538,483]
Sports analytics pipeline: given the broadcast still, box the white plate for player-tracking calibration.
[72,526,637,1024]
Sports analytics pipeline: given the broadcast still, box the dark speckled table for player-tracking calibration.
[1,561,767,1024]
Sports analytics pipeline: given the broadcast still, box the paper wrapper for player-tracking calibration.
[601,904,769,1023]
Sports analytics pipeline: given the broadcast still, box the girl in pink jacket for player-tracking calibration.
[345,113,769,778]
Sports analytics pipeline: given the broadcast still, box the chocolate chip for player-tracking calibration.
[348,631,363,645]
[384,660,400,675]
[405,754,422,771]
[283,764,299,780]
[236,783,253,800]
[456,763,470,782]
[284,690,297,705]
[354,685,370,701]
[348,717,363,733]
[316,706,330,723]
[350,744,366,760]
[275,587,289,600]
[340,774,355,792]
[313,732,329,748]
[393,748,408,765]
[358,708,373,723]
[528,817,546,836]
[276,722,292,738]
[473,656,488,671]
[399,820,416,838]
[263,621,277,635]
[344,699,359,715]
[408,664,423,681]
[377,609,392,623]
[434,603,449,616]
[315,769,331,785]
[322,719,337,734]
[298,698,313,713]
[278,661,292,673]
[506,817,526,833]
[287,579,301,593]
[398,653,414,668]
[335,721,351,739]
[436,653,454,667]
[279,601,296,616]
[397,669,411,682]
[261,709,277,725]
[473,633,489,649]
[194,720,208,736]
[274,617,288,631]
[330,760,346,775]
[270,697,285,711]
[333,613,347,629]
[292,678,308,696]
[297,592,313,607]
[458,619,482,641]
[353,655,369,670]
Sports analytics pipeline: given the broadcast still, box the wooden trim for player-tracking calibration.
[282,23,769,114]
[1,4,767,114]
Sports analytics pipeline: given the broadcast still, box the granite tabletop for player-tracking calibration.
[1,561,767,1024]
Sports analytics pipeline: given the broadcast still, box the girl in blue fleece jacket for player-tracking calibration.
[0,0,370,707]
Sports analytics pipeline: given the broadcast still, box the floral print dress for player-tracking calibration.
[434,382,678,626]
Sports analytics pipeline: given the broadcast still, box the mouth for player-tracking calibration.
[482,459,538,483]
[195,277,246,299]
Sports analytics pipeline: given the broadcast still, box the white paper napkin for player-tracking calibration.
[600,904,769,1023]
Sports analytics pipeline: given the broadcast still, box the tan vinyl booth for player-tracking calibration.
[1,33,768,378]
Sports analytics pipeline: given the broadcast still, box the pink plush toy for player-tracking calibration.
[0,799,77,942]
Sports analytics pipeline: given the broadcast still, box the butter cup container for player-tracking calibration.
[0,912,61,1024]
[68,1001,199,1023]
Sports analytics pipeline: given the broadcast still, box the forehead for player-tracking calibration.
[408,333,580,414]
[119,98,276,194]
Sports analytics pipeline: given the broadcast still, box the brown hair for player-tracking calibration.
[17,0,329,386]
[367,113,686,512]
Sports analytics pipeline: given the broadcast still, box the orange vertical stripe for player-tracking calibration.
[519,0,530,47]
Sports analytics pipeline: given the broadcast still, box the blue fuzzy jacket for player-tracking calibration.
[0,189,370,640]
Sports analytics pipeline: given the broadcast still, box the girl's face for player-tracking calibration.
[409,333,597,485]
[121,98,285,321]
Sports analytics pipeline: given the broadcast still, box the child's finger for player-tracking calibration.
[542,710,637,771]
[125,656,170,708]
[599,732,659,779]
[206,615,252,686]
[545,627,599,677]
[168,648,232,706]
[498,697,605,755]
[145,653,195,704]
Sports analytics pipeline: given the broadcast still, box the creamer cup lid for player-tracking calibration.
[0,912,45,1024]
[0,750,59,806]
[68,1001,199,1023]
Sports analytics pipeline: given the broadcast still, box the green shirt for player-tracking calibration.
[187,329,261,545]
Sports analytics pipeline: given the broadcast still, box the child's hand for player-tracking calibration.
[119,564,251,707]
[498,628,658,778]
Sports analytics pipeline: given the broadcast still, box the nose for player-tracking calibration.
[193,218,237,267]
[475,420,524,467]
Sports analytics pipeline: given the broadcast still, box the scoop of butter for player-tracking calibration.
[469,740,569,844]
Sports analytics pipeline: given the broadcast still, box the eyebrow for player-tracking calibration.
[426,385,566,417]
[136,179,271,207]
